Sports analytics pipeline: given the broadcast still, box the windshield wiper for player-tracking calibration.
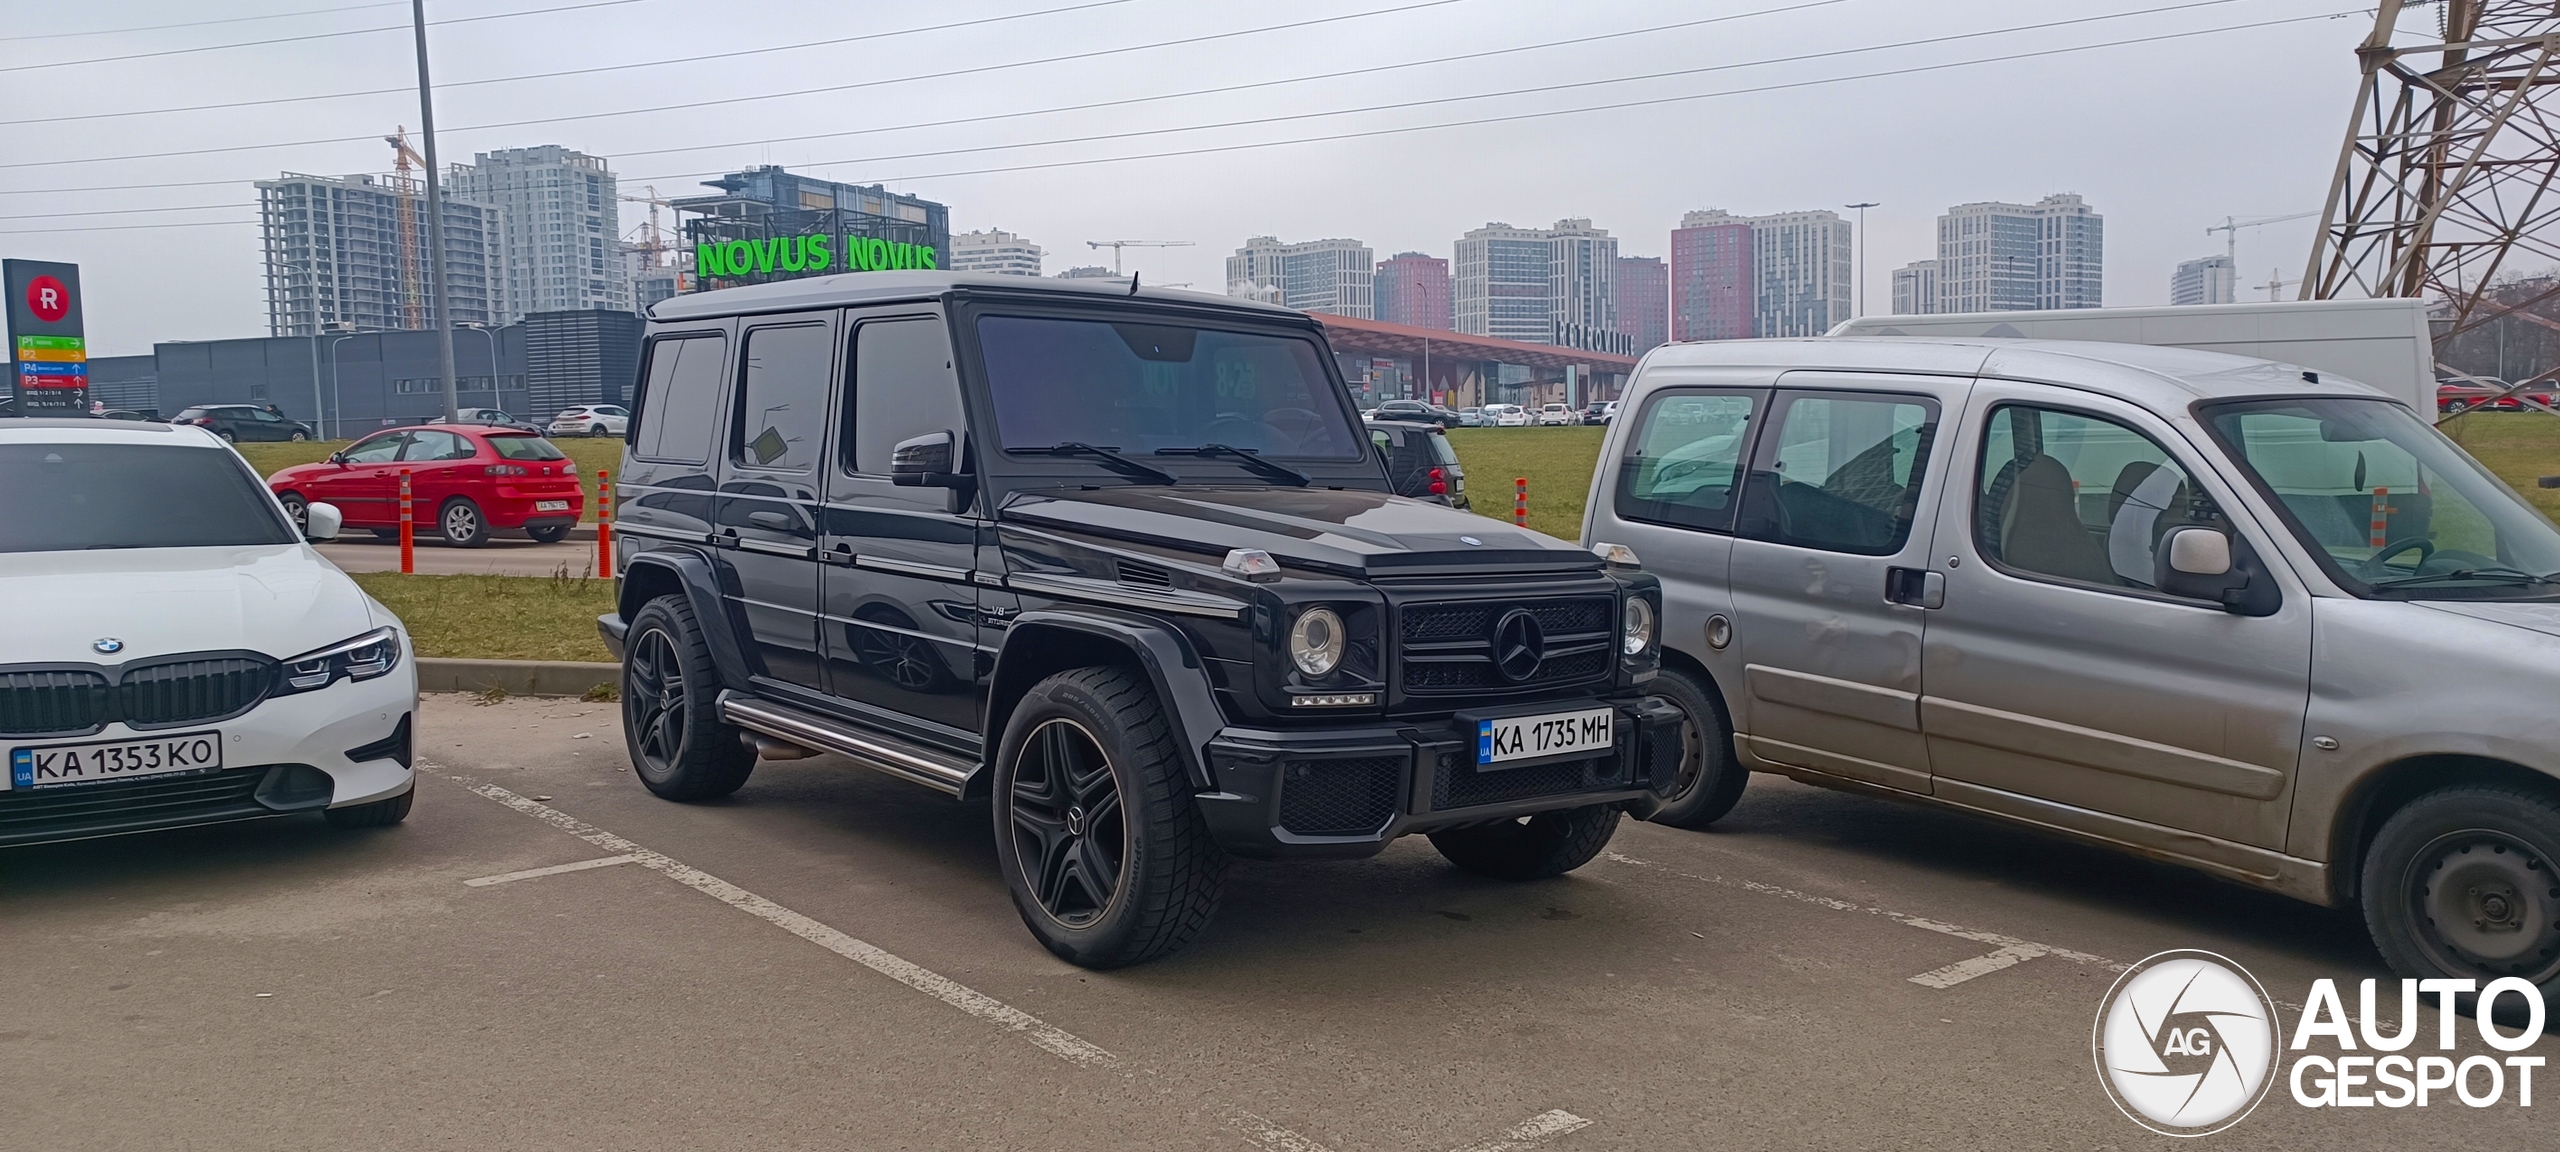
[1155,443,1308,486]
[2370,566,2560,589]
[1031,442,1177,485]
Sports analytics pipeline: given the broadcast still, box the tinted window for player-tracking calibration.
[341,432,405,464]
[1424,430,1459,466]
[633,335,726,464]
[174,407,213,420]
[488,434,566,461]
[734,323,833,471]
[1977,405,2203,592]
[0,444,296,552]
[850,317,965,474]
[1737,393,1936,555]
[976,315,1361,459]
[1615,392,1760,533]
[404,429,476,461]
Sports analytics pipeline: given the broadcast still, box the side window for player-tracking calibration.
[342,433,406,464]
[249,409,282,423]
[733,323,833,471]
[1737,392,1937,555]
[848,317,965,474]
[632,334,727,464]
[1615,391,1762,533]
[1975,404,2204,592]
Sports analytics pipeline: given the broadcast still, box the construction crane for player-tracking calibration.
[2259,269,2303,302]
[1086,239,1193,275]
[619,185,676,270]
[2205,211,2319,268]
[385,128,428,329]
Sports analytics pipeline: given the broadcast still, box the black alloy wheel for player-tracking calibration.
[620,595,754,801]
[2364,785,2560,994]
[1008,718,1126,929]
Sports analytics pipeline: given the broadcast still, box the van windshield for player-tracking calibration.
[2202,397,2560,600]
[975,315,1364,461]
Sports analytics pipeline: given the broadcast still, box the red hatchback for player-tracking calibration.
[268,425,583,546]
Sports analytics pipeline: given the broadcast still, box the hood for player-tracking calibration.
[2418,600,2560,642]
[0,544,387,665]
[1001,486,1597,577]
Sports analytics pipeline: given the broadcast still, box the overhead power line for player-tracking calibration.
[0,219,258,235]
[0,2,404,42]
[0,0,656,73]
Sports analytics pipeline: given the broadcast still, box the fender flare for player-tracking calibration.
[619,549,755,691]
[989,608,1226,791]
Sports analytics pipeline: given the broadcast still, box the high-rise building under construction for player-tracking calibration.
[449,145,631,322]
[256,172,505,337]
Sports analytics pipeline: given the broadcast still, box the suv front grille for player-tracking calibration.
[1276,756,1403,836]
[1397,595,1615,695]
[0,656,279,737]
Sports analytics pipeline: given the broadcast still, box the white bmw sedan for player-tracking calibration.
[0,419,416,846]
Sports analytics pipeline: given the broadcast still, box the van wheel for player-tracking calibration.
[2362,784,2560,993]
[622,595,754,801]
[440,498,489,547]
[992,667,1226,968]
[1646,666,1748,828]
[1429,805,1621,881]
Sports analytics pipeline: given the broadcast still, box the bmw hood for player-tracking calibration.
[1000,486,1599,576]
[0,545,390,665]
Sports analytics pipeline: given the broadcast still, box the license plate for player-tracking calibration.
[534,500,570,512]
[1477,707,1613,768]
[10,730,223,789]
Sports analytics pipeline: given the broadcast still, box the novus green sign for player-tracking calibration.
[695,234,937,280]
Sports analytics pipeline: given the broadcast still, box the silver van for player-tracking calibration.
[1585,337,2560,990]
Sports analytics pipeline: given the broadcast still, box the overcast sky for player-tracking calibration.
[1,0,2407,356]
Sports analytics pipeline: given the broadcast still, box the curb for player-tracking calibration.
[416,657,618,697]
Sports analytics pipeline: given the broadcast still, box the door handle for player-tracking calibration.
[711,528,740,549]
[1885,567,1945,609]
[820,542,856,566]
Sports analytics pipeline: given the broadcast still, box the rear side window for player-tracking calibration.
[1424,431,1459,466]
[1614,391,1760,533]
[1736,392,1937,555]
[734,323,833,472]
[632,335,727,464]
[0,444,296,553]
[403,429,476,461]
[488,435,566,461]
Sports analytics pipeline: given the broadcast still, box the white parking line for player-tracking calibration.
[463,854,637,887]
[1450,1110,1593,1152]
[1599,851,2124,986]
[449,774,1114,1067]
[1231,1112,1340,1152]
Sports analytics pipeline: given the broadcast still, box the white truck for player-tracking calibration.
[1829,298,2435,413]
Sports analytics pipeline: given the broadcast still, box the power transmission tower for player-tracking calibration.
[2305,0,2560,379]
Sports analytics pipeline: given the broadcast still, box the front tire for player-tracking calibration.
[277,492,310,534]
[1429,805,1622,881]
[992,667,1225,968]
[289,430,308,442]
[323,786,413,828]
[1646,666,1749,828]
[439,497,489,547]
[621,595,754,801]
[2362,784,2560,995]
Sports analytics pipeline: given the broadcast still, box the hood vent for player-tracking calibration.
[1116,559,1176,590]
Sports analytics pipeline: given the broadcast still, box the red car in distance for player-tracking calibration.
[268,425,583,547]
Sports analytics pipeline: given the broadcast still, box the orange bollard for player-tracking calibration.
[596,468,614,579]
[2370,487,2391,548]
[1513,477,1528,527]
[398,469,415,574]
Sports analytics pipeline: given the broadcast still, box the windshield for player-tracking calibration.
[2202,397,2560,600]
[488,434,566,461]
[976,315,1364,460]
[0,443,298,552]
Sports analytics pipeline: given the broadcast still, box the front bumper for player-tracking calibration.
[0,663,417,848]
[1193,693,1685,859]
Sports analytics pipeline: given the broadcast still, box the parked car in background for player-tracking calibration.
[1457,406,1485,427]
[171,403,314,443]
[1485,403,1532,427]
[1589,335,2560,991]
[430,407,540,430]
[267,424,583,546]
[548,404,629,437]
[2436,380,2556,414]
[0,419,417,846]
[93,409,159,422]
[1366,398,1459,427]
[1367,419,1469,509]
[1537,403,1577,426]
[1580,400,1620,425]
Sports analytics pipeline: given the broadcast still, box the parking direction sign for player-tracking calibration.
[6,260,87,414]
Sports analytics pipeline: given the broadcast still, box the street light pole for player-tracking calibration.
[1845,202,1878,318]
[410,0,459,423]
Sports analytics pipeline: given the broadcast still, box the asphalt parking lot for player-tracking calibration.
[3,695,2547,1151]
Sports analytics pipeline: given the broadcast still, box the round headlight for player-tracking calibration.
[1622,597,1655,656]
[1289,606,1346,677]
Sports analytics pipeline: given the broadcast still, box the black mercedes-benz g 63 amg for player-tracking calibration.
[599,271,1681,967]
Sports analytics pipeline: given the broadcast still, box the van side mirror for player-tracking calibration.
[2156,526,2279,615]
[2166,527,2231,576]
[889,430,959,486]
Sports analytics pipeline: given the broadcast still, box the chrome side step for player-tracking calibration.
[717,692,979,797]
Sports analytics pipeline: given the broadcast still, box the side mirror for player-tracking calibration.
[326,451,347,465]
[303,501,344,542]
[2166,526,2231,576]
[2155,525,2279,615]
[889,430,961,487]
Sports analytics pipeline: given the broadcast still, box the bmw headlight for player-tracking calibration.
[1288,607,1346,677]
[277,626,403,694]
[1622,596,1655,656]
